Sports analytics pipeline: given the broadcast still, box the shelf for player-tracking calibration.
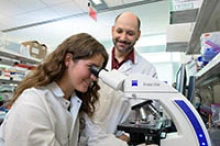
[0,48,39,84]
[166,23,192,52]
[0,48,41,64]
[0,76,21,84]
[196,53,220,86]
[186,0,220,54]
[170,9,198,24]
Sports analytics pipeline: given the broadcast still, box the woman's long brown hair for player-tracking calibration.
[10,33,108,117]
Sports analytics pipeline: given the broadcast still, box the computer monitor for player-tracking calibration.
[175,64,187,96]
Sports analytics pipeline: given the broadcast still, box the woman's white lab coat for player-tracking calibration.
[0,82,128,146]
[0,82,81,146]
[79,113,128,146]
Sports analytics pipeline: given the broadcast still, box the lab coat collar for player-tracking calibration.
[133,50,140,64]
[108,49,140,73]
[111,47,135,64]
[46,82,82,110]
[47,82,65,98]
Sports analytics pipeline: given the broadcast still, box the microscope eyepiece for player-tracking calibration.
[90,65,101,78]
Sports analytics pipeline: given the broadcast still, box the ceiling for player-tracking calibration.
[0,0,170,53]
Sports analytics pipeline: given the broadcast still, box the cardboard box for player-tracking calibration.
[21,41,47,59]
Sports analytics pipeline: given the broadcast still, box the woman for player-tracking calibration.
[0,33,113,146]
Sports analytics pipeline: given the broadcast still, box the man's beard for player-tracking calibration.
[114,39,135,54]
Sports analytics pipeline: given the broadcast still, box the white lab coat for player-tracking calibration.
[0,82,81,146]
[0,82,128,146]
[93,50,157,134]
[106,50,157,77]
[79,113,128,146]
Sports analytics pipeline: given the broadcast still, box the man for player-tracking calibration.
[107,12,157,77]
[93,11,158,142]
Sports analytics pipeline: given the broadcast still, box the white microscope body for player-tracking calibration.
[92,67,211,146]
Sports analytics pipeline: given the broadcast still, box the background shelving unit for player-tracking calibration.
[0,48,41,84]
[186,0,220,86]
[196,53,220,87]
[0,45,43,124]
[186,0,220,55]
[0,48,41,64]
[186,1,220,133]
[0,76,21,84]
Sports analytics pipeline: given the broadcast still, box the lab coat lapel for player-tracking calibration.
[108,49,138,74]
[118,60,133,73]
[70,96,82,122]
[118,51,139,74]
[69,95,82,145]
[108,52,133,73]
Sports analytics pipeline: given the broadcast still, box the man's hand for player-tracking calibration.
[117,133,130,142]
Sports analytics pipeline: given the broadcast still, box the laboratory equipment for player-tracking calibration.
[90,66,211,146]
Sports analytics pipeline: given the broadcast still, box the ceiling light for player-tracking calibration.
[92,0,102,5]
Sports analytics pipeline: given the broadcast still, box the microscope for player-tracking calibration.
[90,66,212,146]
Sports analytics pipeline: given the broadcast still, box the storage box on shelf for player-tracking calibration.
[21,40,47,60]
[199,32,220,62]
